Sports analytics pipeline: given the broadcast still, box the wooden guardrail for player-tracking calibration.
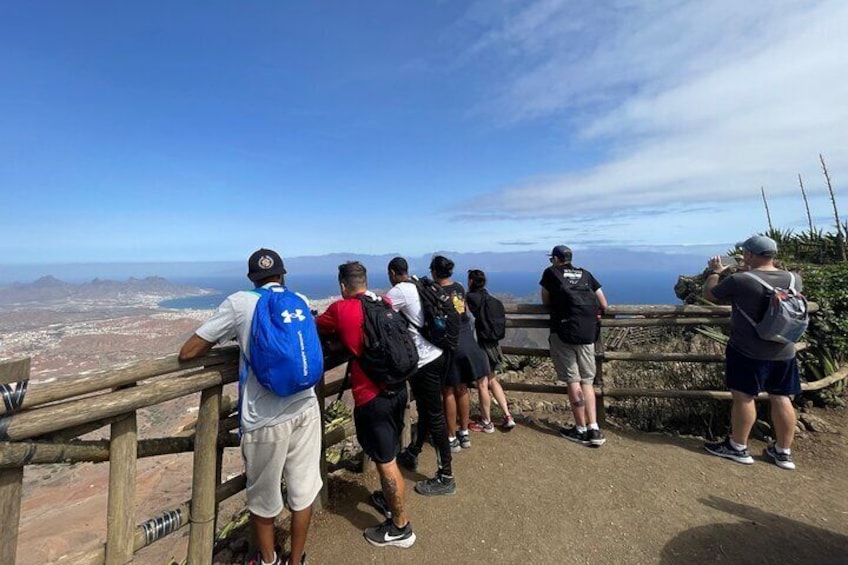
[0,347,356,565]
[499,303,825,406]
[0,302,837,564]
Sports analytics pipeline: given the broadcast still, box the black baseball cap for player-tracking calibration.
[247,248,286,281]
[549,245,572,261]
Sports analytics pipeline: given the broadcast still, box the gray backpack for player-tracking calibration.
[738,272,809,344]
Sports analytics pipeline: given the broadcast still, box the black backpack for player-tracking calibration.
[408,277,460,351]
[475,290,507,342]
[357,294,419,386]
[550,267,600,345]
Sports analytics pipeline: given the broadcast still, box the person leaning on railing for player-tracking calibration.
[179,248,321,565]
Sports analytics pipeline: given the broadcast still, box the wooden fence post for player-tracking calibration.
[105,398,138,564]
[0,358,29,565]
[595,334,606,426]
[187,385,222,564]
[315,376,329,510]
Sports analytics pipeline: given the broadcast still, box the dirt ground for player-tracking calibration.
[280,397,848,565]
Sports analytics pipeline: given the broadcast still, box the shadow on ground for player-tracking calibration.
[660,496,848,565]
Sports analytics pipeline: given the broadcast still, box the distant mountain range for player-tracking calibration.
[0,246,716,283]
[0,275,209,307]
[213,248,709,277]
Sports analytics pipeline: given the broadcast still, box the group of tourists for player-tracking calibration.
[177,233,805,565]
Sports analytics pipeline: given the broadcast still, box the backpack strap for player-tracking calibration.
[742,271,796,292]
[550,265,586,289]
[236,289,266,438]
[737,271,796,328]
[336,362,353,403]
[396,281,426,330]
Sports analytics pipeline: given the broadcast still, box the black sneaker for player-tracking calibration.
[363,518,416,548]
[704,439,754,465]
[559,426,589,445]
[369,490,392,520]
[414,474,457,496]
[587,428,606,447]
[397,448,419,472]
[458,432,471,449]
[765,444,796,470]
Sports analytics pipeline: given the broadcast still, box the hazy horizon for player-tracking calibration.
[0,244,732,285]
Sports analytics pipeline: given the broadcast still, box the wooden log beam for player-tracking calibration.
[500,345,804,361]
[187,385,222,564]
[500,368,844,400]
[503,303,817,316]
[0,358,29,565]
[0,368,237,442]
[802,365,848,391]
[0,430,241,469]
[506,317,731,329]
[0,348,238,416]
[604,352,724,362]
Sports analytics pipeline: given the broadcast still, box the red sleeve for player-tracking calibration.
[316,302,339,335]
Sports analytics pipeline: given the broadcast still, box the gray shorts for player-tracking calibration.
[549,334,596,385]
[241,401,323,516]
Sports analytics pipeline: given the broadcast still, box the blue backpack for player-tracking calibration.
[241,286,324,396]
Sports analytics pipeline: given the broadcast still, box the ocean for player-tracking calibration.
[161,269,682,309]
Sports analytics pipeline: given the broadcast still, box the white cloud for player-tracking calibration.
[460,0,848,221]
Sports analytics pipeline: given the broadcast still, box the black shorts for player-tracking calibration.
[479,341,504,373]
[444,326,489,387]
[725,345,801,397]
[353,387,408,464]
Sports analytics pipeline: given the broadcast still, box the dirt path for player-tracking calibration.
[297,410,848,565]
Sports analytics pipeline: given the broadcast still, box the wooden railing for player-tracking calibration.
[0,302,839,564]
[499,303,837,409]
[0,348,356,565]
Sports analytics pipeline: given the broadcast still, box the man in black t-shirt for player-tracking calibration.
[703,235,802,471]
[540,245,608,447]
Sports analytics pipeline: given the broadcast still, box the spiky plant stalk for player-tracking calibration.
[798,173,814,233]
[820,153,846,261]
[761,186,774,232]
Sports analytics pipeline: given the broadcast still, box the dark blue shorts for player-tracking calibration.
[725,345,801,397]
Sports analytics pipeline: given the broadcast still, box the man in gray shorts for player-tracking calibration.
[179,249,321,565]
[540,245,609,447]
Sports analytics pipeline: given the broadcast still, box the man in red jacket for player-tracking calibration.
[315,261,416,548]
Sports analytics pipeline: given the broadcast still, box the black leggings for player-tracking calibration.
[410,353,452,476]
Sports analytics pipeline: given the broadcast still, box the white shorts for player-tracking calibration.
[549,334,596,385]
[241,401,323,516]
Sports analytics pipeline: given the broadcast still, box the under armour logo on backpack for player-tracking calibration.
[281,309,306,323]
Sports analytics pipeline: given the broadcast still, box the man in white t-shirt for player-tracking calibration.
[384,256,456,497]
[179,249,321,565]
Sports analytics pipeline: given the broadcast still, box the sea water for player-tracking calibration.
[161,269,681,310]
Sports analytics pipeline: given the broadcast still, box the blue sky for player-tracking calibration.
[1,0,846,264]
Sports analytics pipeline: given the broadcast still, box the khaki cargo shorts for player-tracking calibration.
[549,334,596,385]
[242,401,323,517]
